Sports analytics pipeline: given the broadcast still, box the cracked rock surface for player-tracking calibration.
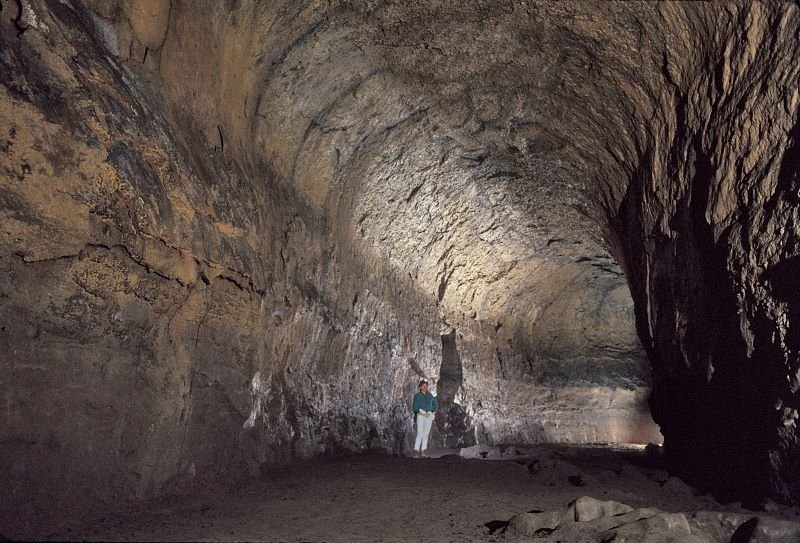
[0,0,799,533]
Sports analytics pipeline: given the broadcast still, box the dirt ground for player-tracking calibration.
[30,446,800,542]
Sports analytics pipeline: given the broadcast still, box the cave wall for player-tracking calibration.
[153,0,655,446]
[605,3,800,500]
[326,0,800,501]
[0,1,652,528]
[0,3,435,529]
[4,0,798,531]
[1,0,269,522]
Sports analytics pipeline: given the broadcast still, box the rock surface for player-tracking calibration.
[1,0,799,532]
[506,497,800,543]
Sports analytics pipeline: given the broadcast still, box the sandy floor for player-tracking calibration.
[36,446,800,542]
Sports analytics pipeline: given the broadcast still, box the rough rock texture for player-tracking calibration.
[1,0,799,530]
[0,0,654,528]
[505,496,800,543]
[598,3,800,501]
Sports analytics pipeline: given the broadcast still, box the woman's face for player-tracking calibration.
[420,383,428,394]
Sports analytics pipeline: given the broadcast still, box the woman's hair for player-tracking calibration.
[419,379,428,389]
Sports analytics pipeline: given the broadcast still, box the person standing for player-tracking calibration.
[411,379,438,457]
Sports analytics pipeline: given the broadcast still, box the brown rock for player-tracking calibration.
[568,496,635,522]
[2,1,800,537]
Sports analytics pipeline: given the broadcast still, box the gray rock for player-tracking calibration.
[689,511,754,542]
[590,508,663,532]
[568,496,635,522]
[506,511,562,536]
[504,498,800,543]
[603,513,693,543]
[748,517,800,543]
[459,445,498,459]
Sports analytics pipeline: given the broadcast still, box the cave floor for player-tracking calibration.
[42,446,800,542]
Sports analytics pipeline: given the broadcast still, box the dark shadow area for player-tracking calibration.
[437,329,476,448]
[483,520,508,534]
[729,517,758,543]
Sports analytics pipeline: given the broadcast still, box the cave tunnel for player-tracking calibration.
[1,1,800,541]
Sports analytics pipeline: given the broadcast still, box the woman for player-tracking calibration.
[411,379,438,457]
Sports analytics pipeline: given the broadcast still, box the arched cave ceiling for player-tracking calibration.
[0,0,798,513]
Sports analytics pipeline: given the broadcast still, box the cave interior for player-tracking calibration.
[1,0,800,541]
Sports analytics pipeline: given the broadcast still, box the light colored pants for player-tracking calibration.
[414,412,434,452]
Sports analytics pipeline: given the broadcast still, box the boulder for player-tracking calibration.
[568,496,635,522]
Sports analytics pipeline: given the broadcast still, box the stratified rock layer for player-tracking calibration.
[0,0,798,531]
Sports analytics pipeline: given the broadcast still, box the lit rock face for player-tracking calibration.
[0,0,797,522]
[153,0,659,449]
[0,0,650,522]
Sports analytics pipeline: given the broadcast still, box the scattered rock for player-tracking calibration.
[506,511,562,536]
[689,511,754,542]
[503,499,800,543]
[486,447,503,460]
[568,496,634,522]
[602,512,692,542]
[459,445,499,459]
[748,517,800,543]
[500,446,534,458]
[590,508,662,532]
